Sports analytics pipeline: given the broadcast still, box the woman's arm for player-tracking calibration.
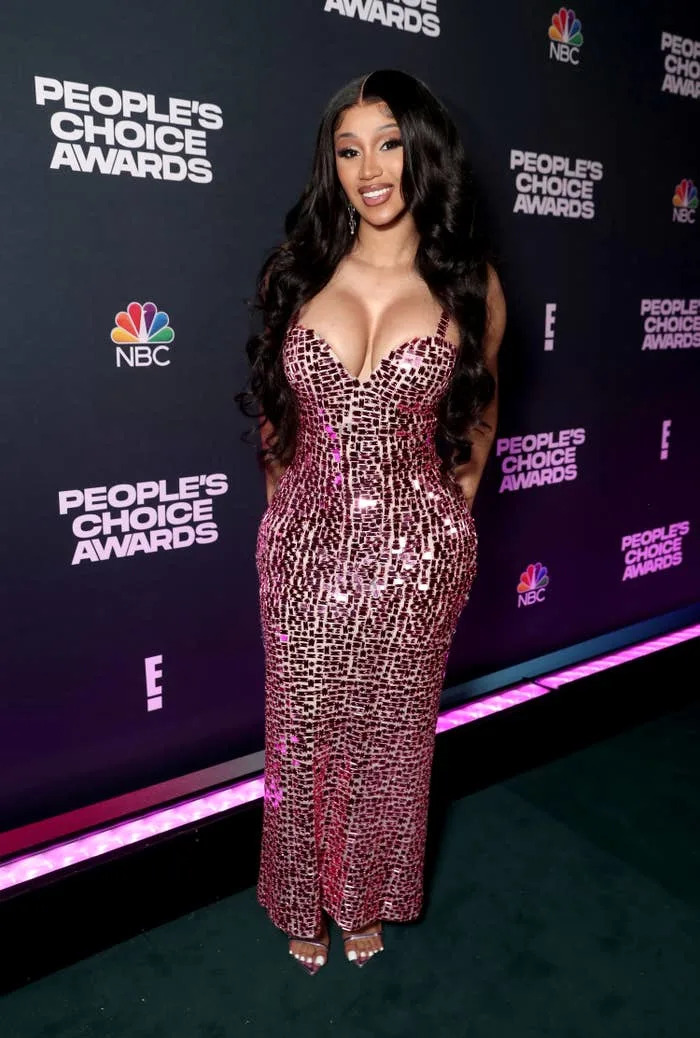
[452,263,507,509]
[259,414,288,506]
[256,256,291,507]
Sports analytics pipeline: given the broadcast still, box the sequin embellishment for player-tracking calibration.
[255,308,478,937]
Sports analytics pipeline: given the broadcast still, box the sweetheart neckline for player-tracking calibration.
[289,322,459,387]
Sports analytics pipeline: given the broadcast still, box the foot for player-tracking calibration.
[341,920,384,965]
[288,917,330,974]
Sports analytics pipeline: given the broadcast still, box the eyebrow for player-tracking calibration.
[335,122,399,140]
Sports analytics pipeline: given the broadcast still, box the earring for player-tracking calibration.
[347,204,357,235]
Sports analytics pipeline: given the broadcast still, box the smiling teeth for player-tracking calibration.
[363,188,391,199]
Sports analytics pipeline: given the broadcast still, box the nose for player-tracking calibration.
[359,151,382,180]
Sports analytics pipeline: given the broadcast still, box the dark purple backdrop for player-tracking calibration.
[1,0,698,833]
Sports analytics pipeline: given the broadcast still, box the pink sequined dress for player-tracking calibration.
[255,307,478,938]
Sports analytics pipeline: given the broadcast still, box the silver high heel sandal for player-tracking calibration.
[288,933,330,976]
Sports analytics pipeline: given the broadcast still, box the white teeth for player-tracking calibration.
[363,188,391,199]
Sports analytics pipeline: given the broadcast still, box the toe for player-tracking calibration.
[289,933,328,969]
[342,923,383,963]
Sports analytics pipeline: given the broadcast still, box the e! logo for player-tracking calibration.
[544,302,557,351]
[660,419,671,460]
[145,654,163,711]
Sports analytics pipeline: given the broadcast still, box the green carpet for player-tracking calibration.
[3,701,698,1038]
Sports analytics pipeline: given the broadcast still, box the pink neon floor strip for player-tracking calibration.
[536,623,700,688]
[1,622,698,894]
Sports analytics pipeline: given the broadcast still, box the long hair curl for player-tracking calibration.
[236,69,496,473]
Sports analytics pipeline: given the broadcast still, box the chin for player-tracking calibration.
[361,206,407,228]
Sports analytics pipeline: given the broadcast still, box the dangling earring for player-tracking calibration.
[347,204,357,236]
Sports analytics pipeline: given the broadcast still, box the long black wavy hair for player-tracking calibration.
[235,68,496,473]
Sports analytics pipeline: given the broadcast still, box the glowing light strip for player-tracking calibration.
[1,622,698,894]
[0,778,264,894]
[435,681,547,732]
[537,623,700,689]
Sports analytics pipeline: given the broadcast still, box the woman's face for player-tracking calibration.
[333,100,406,228]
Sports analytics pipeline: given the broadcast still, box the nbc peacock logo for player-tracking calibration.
[548,8,583,65]
[111,301,175,368]
[672,179,698,224]
[517,562,550,607]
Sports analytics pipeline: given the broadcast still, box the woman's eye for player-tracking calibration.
[336,139,401,159]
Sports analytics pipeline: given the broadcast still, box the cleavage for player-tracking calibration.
[297,298,439,382]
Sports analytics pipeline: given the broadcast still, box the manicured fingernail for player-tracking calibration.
[315,954,325,965]
[347,950,357,960]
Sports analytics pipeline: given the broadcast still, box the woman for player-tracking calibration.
[238,69,506,973]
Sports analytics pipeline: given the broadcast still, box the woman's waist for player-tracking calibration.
[270,462,471,531]
[279,453,456,498]
[295,435,440,466]
[288,453,444,482]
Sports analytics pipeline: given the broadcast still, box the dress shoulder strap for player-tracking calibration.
[436,307,450,340]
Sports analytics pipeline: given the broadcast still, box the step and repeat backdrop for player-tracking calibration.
[1,0,698,833]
